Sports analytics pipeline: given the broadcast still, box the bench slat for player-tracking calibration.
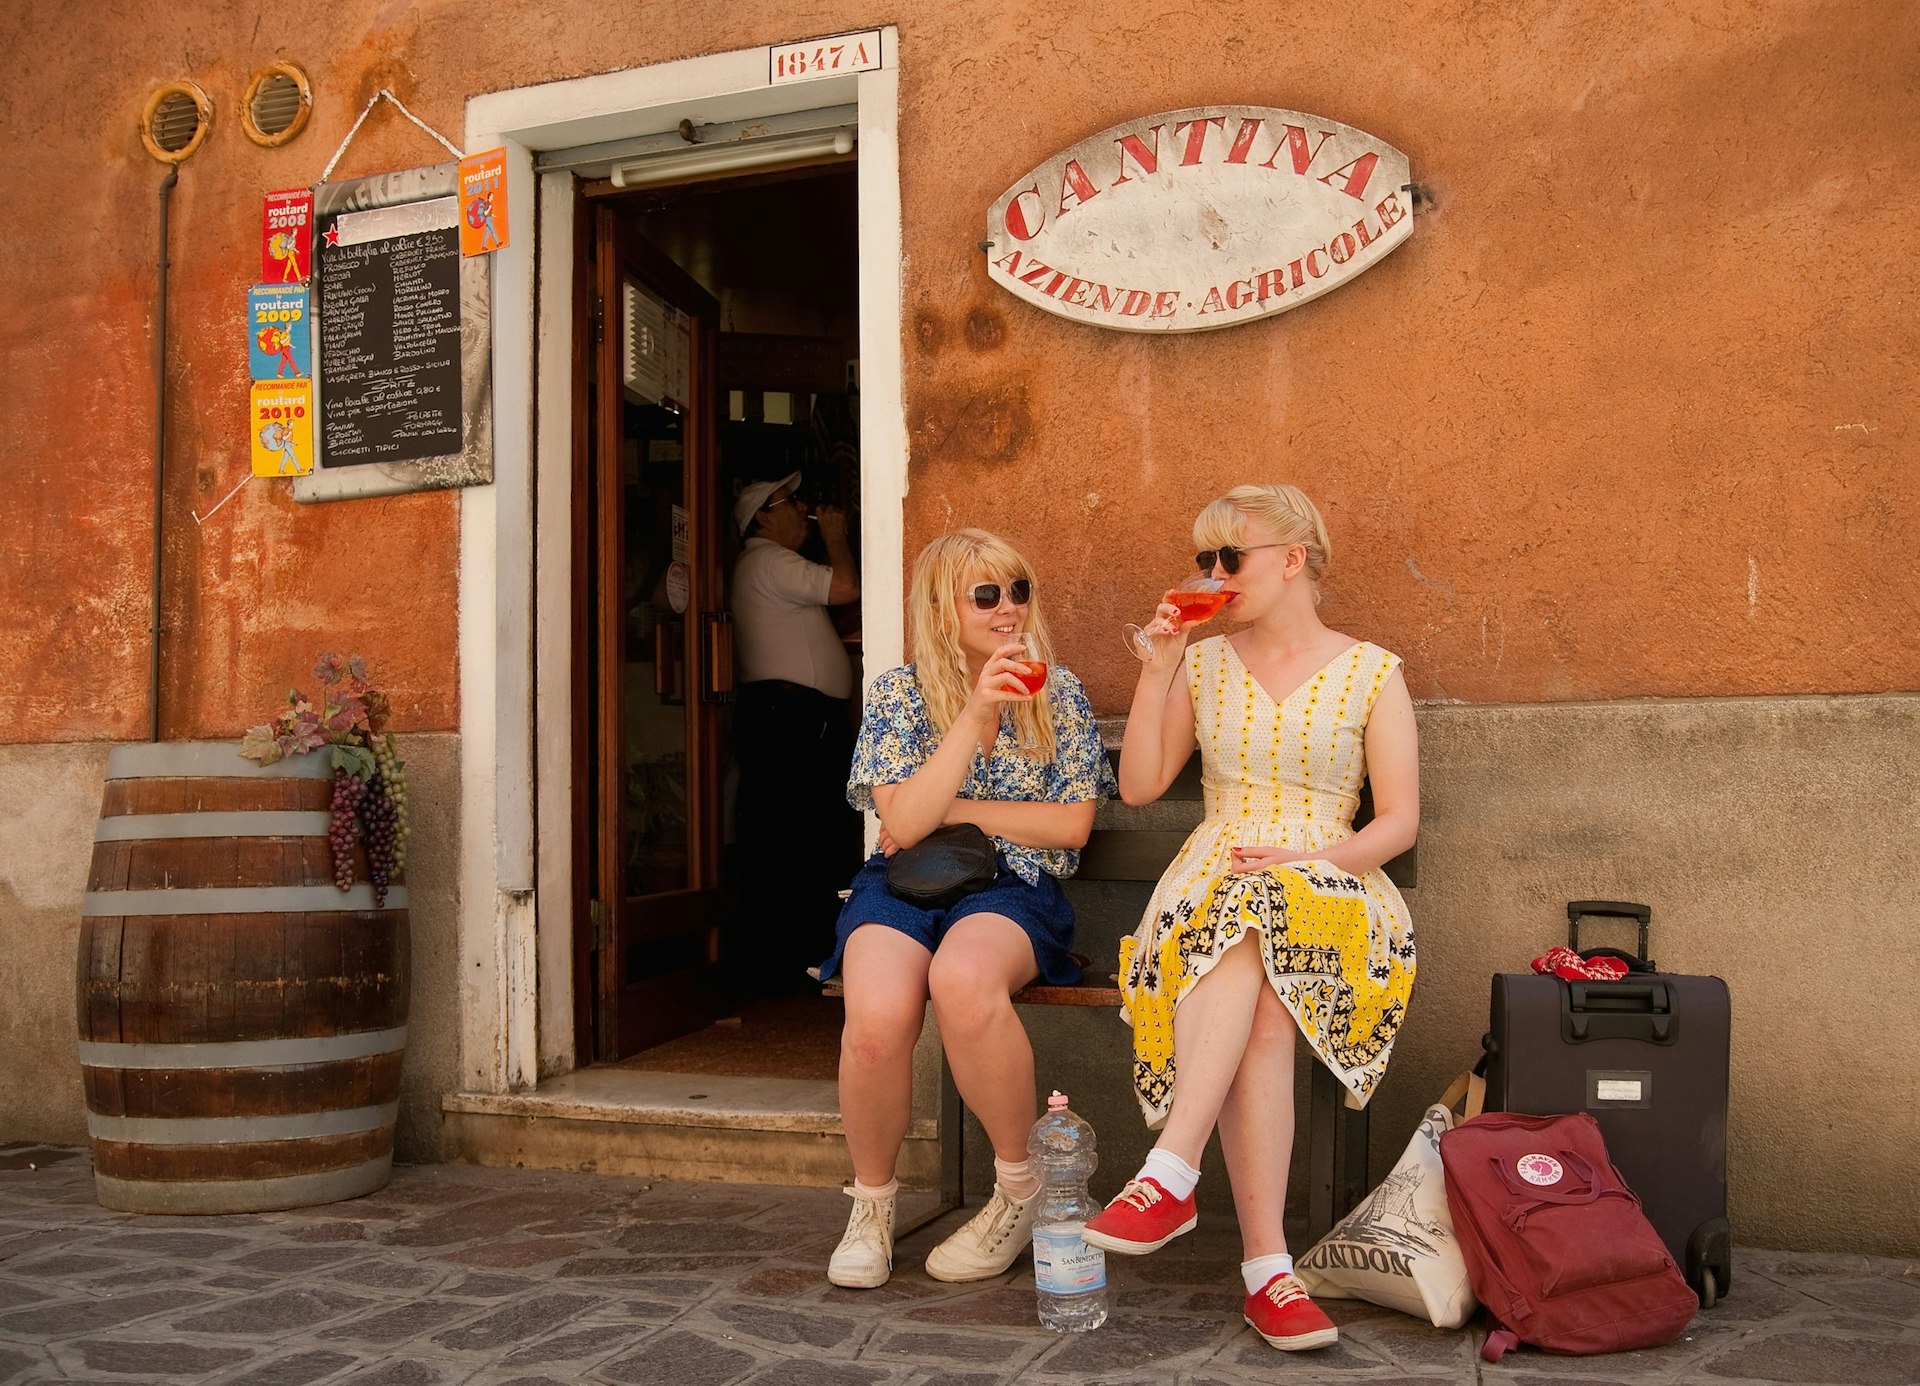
[1077,830,1195,883]
[1097,750,1417,888]
[1013,983,1117,1006]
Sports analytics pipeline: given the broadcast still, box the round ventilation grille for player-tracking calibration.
[141,82,211,164]
[242,63,312,146]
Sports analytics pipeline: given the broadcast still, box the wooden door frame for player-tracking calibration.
[570,186,596,1064]
[573,202,728,1062]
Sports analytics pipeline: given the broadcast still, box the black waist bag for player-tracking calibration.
[884,823,999,910]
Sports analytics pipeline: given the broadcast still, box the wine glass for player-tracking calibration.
[1012,633,1049,695]
[1011,633,1048,748]
[1123,575,1228,661]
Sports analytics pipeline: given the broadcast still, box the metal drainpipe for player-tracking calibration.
[149,165,177,743]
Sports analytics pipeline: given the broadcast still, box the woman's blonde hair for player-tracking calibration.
[909,529,1058,761]
[1194,483,1333,595]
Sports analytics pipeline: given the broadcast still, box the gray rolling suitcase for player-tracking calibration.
[1481,901,1733,1307]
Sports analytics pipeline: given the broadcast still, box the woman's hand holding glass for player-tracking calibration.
[1124,575,1228,663]
[965,637,1043,724]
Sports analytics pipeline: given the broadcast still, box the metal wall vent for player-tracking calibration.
[141,81,211,164]
[242,63,312,147]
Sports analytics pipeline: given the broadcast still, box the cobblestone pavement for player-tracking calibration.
[1,1145,1915,1385]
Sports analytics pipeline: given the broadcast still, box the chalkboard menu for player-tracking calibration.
[316,202,463,466]
[298,163,493,502]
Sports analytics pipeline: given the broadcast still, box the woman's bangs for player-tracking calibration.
[1192,500,1246,554]
[963,555,1028,593]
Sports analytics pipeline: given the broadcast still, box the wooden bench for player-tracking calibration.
[938,749,1416,1245]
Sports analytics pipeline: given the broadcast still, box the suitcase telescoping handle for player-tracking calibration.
[1567,900,1652,970]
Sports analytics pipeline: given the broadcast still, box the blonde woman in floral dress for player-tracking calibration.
[820,530,1116,1289]
[1082,484,1420,1353]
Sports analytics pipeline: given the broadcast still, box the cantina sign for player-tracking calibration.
[985,106,1413,333]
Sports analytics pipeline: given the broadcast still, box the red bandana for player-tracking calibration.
[1530,946,1629,982]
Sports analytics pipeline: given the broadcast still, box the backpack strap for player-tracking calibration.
[1481,1324,1520,1364]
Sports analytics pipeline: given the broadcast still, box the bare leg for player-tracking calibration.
[838,924,933,1186]
[1155,934,1266,1167]
[1216,980,1299,1259]
[926,913,1041,1162]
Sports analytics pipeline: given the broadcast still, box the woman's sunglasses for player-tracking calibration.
[968,579,1032,611]
[1195,544,1282,576]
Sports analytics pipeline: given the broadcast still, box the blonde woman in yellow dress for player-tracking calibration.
[1081,484,1419,1353]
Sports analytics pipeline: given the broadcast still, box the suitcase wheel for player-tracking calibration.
[1687,1219,1733,1308]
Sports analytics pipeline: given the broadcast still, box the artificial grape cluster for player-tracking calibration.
[361,775,398,906]
[324,738,411,906]
[374,734,412,880]
[329,768,369,889]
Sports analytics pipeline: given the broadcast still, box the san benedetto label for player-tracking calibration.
[985,106,1414,333]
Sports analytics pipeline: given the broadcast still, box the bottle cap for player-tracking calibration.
[1047,1091,1068,1111]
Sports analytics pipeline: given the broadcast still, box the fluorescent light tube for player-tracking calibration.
[610,129,854,188]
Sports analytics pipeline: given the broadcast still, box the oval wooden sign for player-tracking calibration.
[985,106,1414,333]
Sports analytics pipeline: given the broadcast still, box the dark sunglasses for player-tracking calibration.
[968,578,1032,611]
[1196,544,1282,576]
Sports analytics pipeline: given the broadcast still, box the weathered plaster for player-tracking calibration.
[3,2,1915,740]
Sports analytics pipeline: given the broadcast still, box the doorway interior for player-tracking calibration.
[573,159,864,1084]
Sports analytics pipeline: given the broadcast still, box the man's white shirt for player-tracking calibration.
[732,538,854,698]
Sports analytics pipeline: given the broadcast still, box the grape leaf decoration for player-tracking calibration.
[240,652,412,904]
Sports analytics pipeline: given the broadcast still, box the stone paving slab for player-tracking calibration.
[1,1146,1915,1385]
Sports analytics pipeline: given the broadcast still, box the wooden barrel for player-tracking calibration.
[77,741,410,1213]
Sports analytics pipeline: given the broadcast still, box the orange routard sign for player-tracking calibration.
[985,107,1414,332]
[458,148,509,256]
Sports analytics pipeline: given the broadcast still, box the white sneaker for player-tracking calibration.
[827,1187,896,1288]
[924,1183,1041,1283]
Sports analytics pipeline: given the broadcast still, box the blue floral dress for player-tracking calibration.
[818,664,1117,982]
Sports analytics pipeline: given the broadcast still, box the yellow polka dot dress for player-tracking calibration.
[1117,638,1415,1127]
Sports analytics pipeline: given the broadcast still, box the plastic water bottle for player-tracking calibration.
[1028,1091,1108,1332]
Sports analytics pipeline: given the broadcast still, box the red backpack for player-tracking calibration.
[1439,1111,1698,1363]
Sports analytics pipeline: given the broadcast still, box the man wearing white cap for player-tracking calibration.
[729,471,861,995]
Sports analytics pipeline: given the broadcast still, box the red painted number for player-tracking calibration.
[777,40,868,78]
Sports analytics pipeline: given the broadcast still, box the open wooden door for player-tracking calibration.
[577,204,731,1060]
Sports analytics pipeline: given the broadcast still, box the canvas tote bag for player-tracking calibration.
[1295,1072,1483,1328]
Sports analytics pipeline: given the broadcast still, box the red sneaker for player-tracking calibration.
[1080,1177,1197,1255]
[1243,1272,1338,1351]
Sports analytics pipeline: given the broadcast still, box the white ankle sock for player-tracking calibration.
[852,1177,898,1201]
[1138,1148,1201,1200]
[1241,1252,1295,1294]
[993,1156,1040,1200]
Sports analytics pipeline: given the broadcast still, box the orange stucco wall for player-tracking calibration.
[2,2,1915,742]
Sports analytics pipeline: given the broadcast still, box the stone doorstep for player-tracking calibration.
[441,1068,939,1190]
[442,1068,935,1136]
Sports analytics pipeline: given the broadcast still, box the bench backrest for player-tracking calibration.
[1077,750,1417,886]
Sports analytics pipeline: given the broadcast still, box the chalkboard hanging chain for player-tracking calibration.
[319,88,464,185]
